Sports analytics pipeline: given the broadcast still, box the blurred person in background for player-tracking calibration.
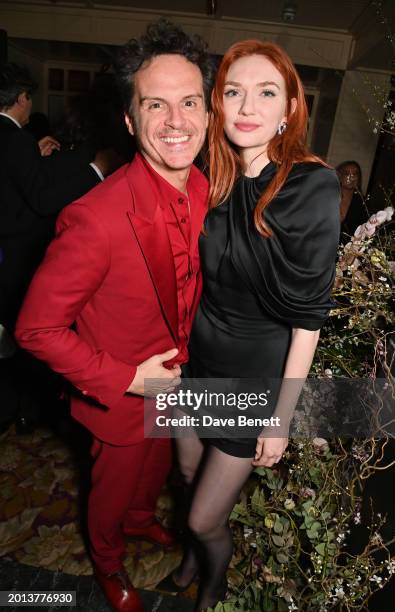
[336,160,367,239]
[0,61,112,433]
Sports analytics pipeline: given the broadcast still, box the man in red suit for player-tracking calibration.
[16,19,214,612]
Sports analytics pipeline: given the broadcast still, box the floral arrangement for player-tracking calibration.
[314,204,394,379]
[211,204,394,611]
[216,438,395,612]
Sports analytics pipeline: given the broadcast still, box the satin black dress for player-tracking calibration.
[186,161,340,457]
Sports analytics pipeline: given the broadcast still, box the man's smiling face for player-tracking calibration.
[126,54,208,183]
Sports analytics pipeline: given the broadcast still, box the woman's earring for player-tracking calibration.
[277,122,287,135]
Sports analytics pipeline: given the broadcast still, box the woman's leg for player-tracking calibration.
[188,446,253,611]
[172,429,205,588]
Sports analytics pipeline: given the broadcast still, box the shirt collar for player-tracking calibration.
[0,112,22,128]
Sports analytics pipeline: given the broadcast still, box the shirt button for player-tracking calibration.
[178,197,184,204]
[180,218,187,223]
[82,390,88,396]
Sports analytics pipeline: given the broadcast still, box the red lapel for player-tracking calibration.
[188,164,209,252]
[125,155,179,343]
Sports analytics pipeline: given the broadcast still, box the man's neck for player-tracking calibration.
[141,153,191,194]
[166,170,190,195]
[0,108,22,128]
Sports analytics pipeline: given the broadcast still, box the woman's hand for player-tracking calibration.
[252,434,288,468]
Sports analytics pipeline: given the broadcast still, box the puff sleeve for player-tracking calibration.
[229,163,340,330]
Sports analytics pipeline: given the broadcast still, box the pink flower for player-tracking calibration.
[354,224,366,239]
[365,223,376,236]
[370,211,387,225]
[368,214,380,225]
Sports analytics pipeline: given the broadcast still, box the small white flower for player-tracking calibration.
[370,574,382,585]
[335,586,345,598]
[387,561,395,575]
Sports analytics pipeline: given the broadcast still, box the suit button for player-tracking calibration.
[178,198,184,204]
[180,218,187,223]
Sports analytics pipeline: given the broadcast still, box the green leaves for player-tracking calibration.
[251,487,266,516]
[226,438,393,611]
[276,552,289,564]
[271,534,285,547]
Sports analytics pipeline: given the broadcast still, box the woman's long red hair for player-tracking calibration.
[208,40,327,237]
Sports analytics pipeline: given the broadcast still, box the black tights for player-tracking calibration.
[175,432,253,611]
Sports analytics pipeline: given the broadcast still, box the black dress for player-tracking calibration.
[186,161,340,457]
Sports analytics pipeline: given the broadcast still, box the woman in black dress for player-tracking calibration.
[167,40,340,611]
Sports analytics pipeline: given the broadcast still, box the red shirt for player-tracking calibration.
[140,155,208,364]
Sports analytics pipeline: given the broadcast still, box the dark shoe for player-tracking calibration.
[156,569,197,594]
[15,416,35,435]
[123,521,175,547]
[94,565,144,611]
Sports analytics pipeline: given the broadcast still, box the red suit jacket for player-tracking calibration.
[16,153,208,445]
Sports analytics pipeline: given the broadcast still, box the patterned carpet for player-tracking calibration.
[0,421,195,599]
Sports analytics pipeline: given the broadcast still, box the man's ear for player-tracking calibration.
[17,92,28,109]
[124,113,135,136]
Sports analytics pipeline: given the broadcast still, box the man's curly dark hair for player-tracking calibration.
[115,18,215,115]
[0,62,37,110]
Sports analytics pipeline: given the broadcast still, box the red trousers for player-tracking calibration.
[88,436,172,574]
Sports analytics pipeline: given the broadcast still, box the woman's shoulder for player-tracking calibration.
[287,161,339,185]
[269,161,340,228]
[281,162,340,208]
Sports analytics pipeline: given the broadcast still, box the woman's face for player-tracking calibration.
[222,54,290,158]
[338,164,360,191]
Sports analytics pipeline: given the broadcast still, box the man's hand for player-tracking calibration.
[127,348,182,397]
[252,433,288,468]
[38,136,61,157]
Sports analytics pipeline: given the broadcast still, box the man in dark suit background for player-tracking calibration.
[0,62,106,432]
